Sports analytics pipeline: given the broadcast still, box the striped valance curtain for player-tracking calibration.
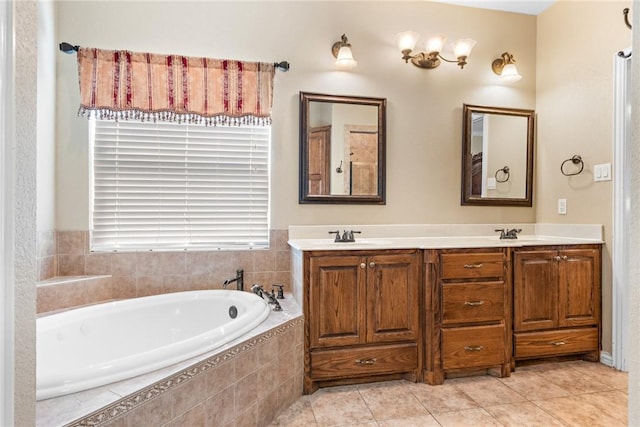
[76,47,275,126]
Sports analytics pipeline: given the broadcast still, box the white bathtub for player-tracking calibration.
[37,290,270,401]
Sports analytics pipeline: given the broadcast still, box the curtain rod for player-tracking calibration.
[58,42,290,71]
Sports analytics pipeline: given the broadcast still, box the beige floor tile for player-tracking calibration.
[541,364,613,395]
[498,370,571,400]
[566,361,629,390]
[308,385,375,427]
[484,401,565,427]
[357,381,429,421]
[432,408,503,427]
[533,392,627,427]
[448,375,527,407]
[269,397,317,427]
[377,414,440,427]
[407,382,478,413]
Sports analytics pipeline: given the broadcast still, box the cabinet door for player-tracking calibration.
[367,253,419,343]
[513,250,559,332]
[558,248,600,327]
[309,255,367,348]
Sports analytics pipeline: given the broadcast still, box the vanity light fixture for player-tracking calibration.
[332,34,357,70]
[397,31,476,69]
[491,52,522,83]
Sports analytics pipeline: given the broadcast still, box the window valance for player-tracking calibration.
[76,47,275,125]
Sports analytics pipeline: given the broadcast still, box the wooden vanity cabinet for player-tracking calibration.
[304,250,420,394]
[513,245,601,362]
[425,248,511,385]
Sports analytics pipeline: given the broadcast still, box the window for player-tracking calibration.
[89,119,270,251]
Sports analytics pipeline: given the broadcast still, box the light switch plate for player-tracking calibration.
[558,198,567,215]
[594,163,612,182]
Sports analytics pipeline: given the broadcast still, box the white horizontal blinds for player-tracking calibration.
[90,119,270,251]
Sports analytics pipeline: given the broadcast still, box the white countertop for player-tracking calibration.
[287,223,604,251]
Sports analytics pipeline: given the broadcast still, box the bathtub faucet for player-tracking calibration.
[251,284,282,311]
[223,269,244,291]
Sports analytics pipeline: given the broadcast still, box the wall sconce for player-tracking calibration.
[397,31,476,69]
[332,34,357,70]
[491,52,522,83]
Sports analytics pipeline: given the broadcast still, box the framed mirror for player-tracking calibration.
[461,104,535,207]
[299,92,386,204]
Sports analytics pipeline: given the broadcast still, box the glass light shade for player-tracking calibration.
[397,31,420,52]
[453,38,477,58]
[425,34,447,54]
[335,45,357,69]
[500,63,522,83]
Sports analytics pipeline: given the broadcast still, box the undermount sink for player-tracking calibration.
[305,238,393,247]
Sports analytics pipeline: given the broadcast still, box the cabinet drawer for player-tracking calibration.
[310,343,417,379]
[442,325,505,370]
[514,328,598,359]
[442,282,504,325]
[441,253,504,280]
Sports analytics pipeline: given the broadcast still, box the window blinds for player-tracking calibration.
[90,119,270,251]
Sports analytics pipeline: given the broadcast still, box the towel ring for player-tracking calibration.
[561,155,584,176]
[495,166,510,183]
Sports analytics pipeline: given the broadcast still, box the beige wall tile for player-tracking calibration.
[161,252,186,275]
[57,254,85,276]
[112,276,136,299]
[111,253,137,276]
[234,372,258,412]
[85,253,112,275]
[38,256,57,281]
[254,249,276,272]
[205,360,236,396]
[234,402,257,427]
[172,374,207,417]
[137,252,163,276]
[171,402,206,427]
[186,251,214,275]
[205,385,235,426]
[136,276,164,297]
[162,274,187,293]
[57,231,86,254]
[127,393,173,427]
[235,347,257,380]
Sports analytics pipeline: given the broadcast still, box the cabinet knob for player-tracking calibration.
[463,263,483,269]
[464,300,485,306]
[355,358,376,365]
[555,256,562,261]
[464,345,484,352]
[369,262,376,268]
[562,255,568,261]
[360,263,366,269]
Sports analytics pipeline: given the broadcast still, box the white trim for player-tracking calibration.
[600,351,614,368]
[612,48,631,372]
[0,1,15,424]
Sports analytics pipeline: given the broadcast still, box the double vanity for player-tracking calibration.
[288,224,602,394]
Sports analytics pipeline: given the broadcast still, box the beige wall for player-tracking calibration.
[55,1,538,231]
[50,0,629,363]
[536,0,630,355]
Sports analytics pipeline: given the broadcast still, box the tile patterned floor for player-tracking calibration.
[269,361,628,427]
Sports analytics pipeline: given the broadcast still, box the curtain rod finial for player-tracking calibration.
[274,61,290,72]
[59,42,79,54]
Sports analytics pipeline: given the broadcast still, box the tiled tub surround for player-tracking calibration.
[36,229,291,313]
[36,295,303,427]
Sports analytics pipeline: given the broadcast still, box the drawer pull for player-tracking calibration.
[463,263,484,269]
[464,345,484,352]
[355,358,377,365]
[464,300,485,306]
[551,341,566,346]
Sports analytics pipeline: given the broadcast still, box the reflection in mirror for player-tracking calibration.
[462,104,535,207]
[300,92,386,204]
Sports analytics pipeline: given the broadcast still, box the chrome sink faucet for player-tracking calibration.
[495,228,522,240]
[251,284,282,311]
[328,230,362,242]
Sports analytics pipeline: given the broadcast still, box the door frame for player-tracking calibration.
[612,47,631,371]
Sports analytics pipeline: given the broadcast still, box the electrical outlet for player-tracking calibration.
[558,198,567,215]
[487,177,497,190]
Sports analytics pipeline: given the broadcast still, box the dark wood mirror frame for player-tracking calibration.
[461,104,535,207]
[299,92,386,204]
